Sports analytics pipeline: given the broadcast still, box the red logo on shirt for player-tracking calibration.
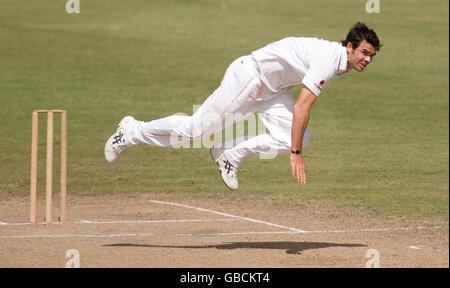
[314,80,326,91]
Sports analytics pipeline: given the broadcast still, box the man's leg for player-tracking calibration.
[128,57,262,146]
[221,92,310,166]
[105,56,262,162]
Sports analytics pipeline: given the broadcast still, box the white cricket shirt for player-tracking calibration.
[251,37,348,96]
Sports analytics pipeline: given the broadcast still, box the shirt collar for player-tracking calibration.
[337,45,347,72]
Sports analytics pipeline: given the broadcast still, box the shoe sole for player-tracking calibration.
[104,116,134,163]
[104,128,122,163]
[104,137,115,163]
[210,148,237,191]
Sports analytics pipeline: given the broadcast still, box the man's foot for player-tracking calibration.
[104,116,135,163]
[210,147,239,190]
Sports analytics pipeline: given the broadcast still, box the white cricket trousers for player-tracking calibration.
[124,55,310,167]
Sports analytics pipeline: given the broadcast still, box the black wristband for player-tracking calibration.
[291,150,302,154]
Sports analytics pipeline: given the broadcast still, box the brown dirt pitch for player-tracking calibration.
[0,193,448,268]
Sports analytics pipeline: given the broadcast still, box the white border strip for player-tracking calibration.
[149,200,306,233]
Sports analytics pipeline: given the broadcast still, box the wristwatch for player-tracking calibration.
[291,150,302,155]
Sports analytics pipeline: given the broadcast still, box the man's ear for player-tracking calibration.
[346,42,353,53]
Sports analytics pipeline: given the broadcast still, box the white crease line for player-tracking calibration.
[199,226,446,236]
[77,219,239,224]
[149,200,306,233]
[0,226,445,239]
[0,231,291,239]
[0,218,239,226]
[0,222,32,226]
[408,246,422,250]
[303,226,445,233]
[0,233,159,239]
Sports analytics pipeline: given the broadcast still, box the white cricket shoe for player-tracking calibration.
[104,116,135,163]
[210,147,239,190]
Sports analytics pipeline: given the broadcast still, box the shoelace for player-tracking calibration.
[223,160,237,178]
[112,130,127,155]
[112,131,124,145]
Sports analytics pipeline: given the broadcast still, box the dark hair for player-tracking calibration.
[341,22,382,51]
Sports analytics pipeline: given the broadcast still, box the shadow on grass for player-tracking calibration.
[103,241,367,255]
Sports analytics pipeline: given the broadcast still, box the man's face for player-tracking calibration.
[346,40,377,72]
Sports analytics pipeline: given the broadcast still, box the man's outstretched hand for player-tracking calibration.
[290,153,306,185]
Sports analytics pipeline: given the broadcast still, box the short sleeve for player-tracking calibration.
[301,52,338,96]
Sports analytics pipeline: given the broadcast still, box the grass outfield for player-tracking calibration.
[0,0,448,219]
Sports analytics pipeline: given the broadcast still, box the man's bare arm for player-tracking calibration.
[291,86,317,185]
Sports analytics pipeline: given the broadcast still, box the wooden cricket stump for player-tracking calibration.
[30,110,67,223]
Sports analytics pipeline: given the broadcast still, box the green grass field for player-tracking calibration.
[1,0,448,219]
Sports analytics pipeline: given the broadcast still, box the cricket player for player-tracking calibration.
[105,22,381,190]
